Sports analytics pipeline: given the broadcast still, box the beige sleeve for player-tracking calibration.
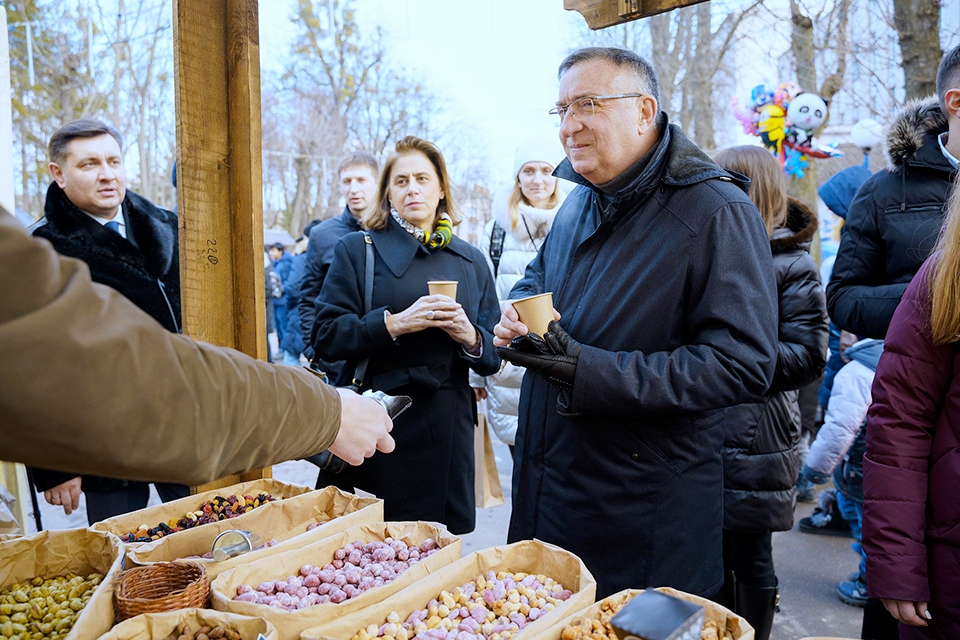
[0,213,341,485]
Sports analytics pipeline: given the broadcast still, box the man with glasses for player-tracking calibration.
[496,48,778,600]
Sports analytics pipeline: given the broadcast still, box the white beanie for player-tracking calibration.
[513,138,564,179]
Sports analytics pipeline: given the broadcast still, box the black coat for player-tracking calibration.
[313,218,500,534]
[722,199,828,533]
[31,182,183,494]
[826,98,956,339]
[298,209,362,373]
[506,120,779,598]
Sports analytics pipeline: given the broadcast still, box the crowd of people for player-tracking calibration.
[3,42,960,640]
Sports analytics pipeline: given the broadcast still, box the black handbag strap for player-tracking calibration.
[351,232,374,388]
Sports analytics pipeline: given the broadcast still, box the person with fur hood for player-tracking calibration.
[826,45,960,639]
[471,139,567,452]
[712,145,828,640]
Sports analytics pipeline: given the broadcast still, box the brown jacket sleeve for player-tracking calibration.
[0,212,341,485]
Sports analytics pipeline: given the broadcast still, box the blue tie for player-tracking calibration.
[104,220,121,235]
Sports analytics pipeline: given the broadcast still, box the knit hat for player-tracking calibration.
[513,138,564,179]
[818,165,871,219]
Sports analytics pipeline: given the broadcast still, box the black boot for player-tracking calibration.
[735,578,779,640]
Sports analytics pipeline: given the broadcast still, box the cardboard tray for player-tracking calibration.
[300,539,597,640]
[210,521,460,640]
[0,528,124,640]
[126,487,382,579]
[524,587,755,640]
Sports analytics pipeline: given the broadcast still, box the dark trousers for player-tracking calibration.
[85,482,189,526]
[722,529,776,588]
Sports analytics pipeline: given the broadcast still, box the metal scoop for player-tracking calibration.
[211,529,265,561]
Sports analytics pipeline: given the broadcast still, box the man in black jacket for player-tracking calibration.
[296,151,379,379]
[29,118,189,524]
[495,47,778,606]
[827,47,960,340]
[825,45,960,636]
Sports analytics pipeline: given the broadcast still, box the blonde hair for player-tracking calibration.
[364,136,461,231]
[713,146,788,237]
[506,172,561,230]
[929,183,960,344]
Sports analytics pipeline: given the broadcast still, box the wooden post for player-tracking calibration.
[565,0,710,28]
[173,0,270,491]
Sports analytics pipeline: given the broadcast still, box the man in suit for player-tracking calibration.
[29,118,189,524]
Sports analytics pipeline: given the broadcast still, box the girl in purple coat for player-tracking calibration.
[863,182,960,637]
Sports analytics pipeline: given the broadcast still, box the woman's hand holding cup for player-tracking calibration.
[385,294,464,339]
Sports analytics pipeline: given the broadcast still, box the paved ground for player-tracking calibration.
[27,430,863,640]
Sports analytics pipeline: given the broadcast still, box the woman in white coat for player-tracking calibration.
[472,138,567,453]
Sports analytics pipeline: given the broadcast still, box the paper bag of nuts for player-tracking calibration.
[0,528,124,640]
[98,607,278,640]
[298,539,597,640]
[210,522,460,640]
[127,487,383,579]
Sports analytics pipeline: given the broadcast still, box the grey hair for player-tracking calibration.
[558,47,660,107]
[937,44,960,116]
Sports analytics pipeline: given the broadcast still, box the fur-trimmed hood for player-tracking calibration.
[770,197,817,254]
[885,97,949,170]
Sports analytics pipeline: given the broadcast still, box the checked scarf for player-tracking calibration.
[391,208,453,251]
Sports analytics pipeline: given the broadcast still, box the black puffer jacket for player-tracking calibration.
[723,198,828,532]
[826,98,956,339]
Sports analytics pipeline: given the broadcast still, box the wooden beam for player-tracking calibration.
[565,0,710,29]
[173,0,269,492]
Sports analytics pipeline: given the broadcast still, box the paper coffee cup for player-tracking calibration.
[513,292,555,337]
[428,280,458,299]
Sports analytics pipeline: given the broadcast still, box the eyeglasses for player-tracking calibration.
[548,94,644,123]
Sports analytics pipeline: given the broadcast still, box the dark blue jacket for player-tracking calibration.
[280,252,308,356]
[313,218,500,534]
[297,209,362,372]
[271,252,294,306]
[506,121,778,598]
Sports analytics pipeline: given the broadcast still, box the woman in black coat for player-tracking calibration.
[713,146,828,639]
[313,137,500,534]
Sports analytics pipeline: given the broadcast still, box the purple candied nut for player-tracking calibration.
[556,589,573,601]
[491,584,506,601]
[300,564,315,577]
[348,549,362,565]
[332,559,344,570]
[394,561,409,573]
[458,618,480,633]
[236,584,252,595]
[509,612,526,628]
[333,573,347,587]
[334,548,346,560]
[528,607,542,621]
[304,574,321,589]
[469,607,486,624]
[343,585,360,599]
[269,600,286,609]
[283,583,298,596]
[318,569,335,584]
[329,589,347,604]
[485,571,497,582]
[455,632,476,640]
[323,563,335,572]
[317,583,332,595]
[521,575,537,587]
[343,543,355,554]
[367,562,384,577]
[233,591,258,603]
[482,589,495,607]
[408,557,420,565]
[296,587,310,599]
[373,577,385,587]
[256,581,275,594]
[373,546,395,563]
[520,595,528,606]
[381,569,397,582]
[421,538,438,551]
[274,580,287,592]
[460,583,476,599]
[316,594,331,604]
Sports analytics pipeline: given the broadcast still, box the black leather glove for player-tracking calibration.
[496,320,580,392]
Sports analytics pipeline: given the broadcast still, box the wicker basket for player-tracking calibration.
[114,562,210,621]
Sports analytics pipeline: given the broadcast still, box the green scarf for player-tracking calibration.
[391,208,454,251]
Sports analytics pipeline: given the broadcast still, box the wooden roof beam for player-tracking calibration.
[566,0,710,28]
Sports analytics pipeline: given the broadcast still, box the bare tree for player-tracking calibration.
[893,0,942,100]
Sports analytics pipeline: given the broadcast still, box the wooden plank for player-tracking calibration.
[173,0,269,493]
[565,0,710,28]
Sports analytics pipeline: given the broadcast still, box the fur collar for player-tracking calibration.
[770,197,817,253]
[41,182,177,277]
[885,97,949,170]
